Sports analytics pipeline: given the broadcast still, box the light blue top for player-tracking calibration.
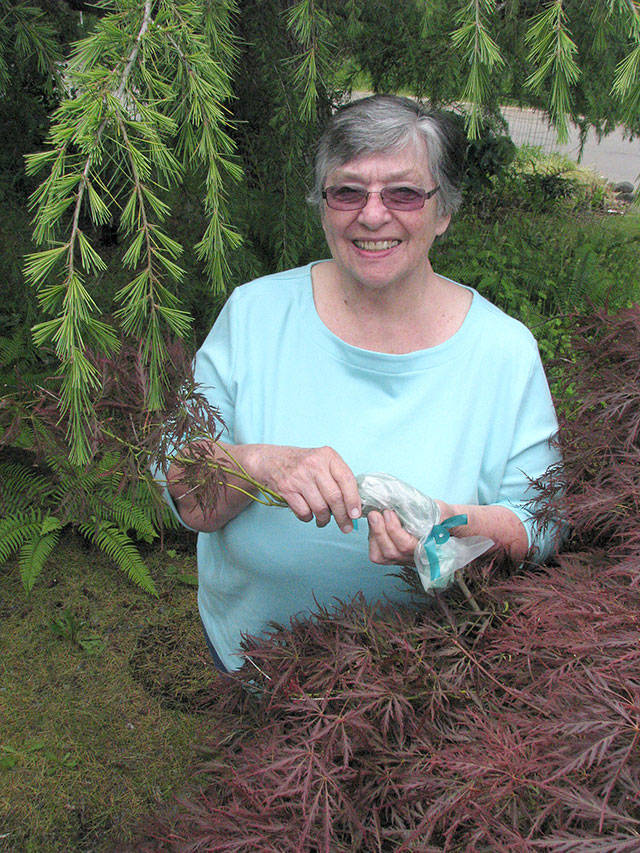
[165,262,560,671]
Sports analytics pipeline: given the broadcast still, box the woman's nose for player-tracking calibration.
[356,192,393,227]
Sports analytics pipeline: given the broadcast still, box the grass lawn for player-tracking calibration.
[0,533,229,852]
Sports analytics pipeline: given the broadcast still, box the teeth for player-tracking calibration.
[353,240,400,251]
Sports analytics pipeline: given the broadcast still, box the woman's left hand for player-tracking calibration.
[369,501,530,566]
[367,509,419,566]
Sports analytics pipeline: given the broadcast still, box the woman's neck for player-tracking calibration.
[311,260,471,353]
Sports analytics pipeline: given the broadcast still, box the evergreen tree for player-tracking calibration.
[1,0,638,459]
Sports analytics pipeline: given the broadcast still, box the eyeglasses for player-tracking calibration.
[322,184,440,211]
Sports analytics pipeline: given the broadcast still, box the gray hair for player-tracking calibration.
[310,94,466,218]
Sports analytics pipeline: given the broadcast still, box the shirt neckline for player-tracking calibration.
[303,261,480,373]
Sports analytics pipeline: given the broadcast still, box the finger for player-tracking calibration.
[293,478,335,528]
[316,474,344,530]
[306,482,333,527]
[314,472,353,531]
[367,513,392,564]
[367,511,398,564]
[382,510,418,553]
[329,455,361,516]
[303,448,359,532]
[280,489,314,523]
[368,511,416,565]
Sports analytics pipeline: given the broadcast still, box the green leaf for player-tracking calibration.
[78,520,158,595]
[31,316,64,348]
[122,229,146,268]
[151,249,185,281]
[120,190,139,233]
[95,493,158,543]
[0,463,55,513]
[86,181,112,225]
[24,149,60,175]
[524,1,581,143]
[176,573,198,587]
[40,516,63,536]
[0,751,19,771]
[78,635,106,655]
[0,511,42,565]
[151,227,184,259]
[19,526,61,594]
[156,304,192,336]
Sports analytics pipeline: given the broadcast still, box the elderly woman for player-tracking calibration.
[165,95,560,673]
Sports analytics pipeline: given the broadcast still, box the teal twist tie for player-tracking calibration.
[423,514,468,581]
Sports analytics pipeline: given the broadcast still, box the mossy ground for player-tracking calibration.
[0,532,229,852]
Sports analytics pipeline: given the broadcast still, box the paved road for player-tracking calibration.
[501,105,640,187]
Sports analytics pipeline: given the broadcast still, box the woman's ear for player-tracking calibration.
[435,213,451,237]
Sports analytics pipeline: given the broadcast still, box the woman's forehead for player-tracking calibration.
[327,140,432,184]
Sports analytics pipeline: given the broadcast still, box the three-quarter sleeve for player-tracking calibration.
[150,294,239,529]
[492,351,561,561]
[193,294,238,442]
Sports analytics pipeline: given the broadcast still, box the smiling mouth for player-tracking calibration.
[352,239,401,251]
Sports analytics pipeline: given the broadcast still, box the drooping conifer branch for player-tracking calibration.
[610,0,640,126]
[23,0,239,463]
[0,1,63,95]
[18,0,640,473]
[285,0,333,122]
[450,0,505,138]
[524,1,581,143]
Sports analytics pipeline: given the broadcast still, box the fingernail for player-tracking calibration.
[341,523,353,534]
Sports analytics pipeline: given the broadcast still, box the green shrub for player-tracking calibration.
[433,208,640,362]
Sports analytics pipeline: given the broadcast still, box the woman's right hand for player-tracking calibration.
[245,444,362,533]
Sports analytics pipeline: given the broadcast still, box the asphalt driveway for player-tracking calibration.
[502,105,639,187]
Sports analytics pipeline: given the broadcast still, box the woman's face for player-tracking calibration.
[320,141,451,295]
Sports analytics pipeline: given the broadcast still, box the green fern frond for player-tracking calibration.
[0,510,44,564]
[0,462,55,514]
[136,474,181,530]
[50,457,102,498]
[19,518,62,593]
[0,329,35,367]
[92,494,158,543]
[77,520,157,596]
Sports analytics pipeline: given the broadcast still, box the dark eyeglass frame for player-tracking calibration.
[322,184,440,211]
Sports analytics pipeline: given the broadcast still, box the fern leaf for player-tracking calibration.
[95,494,158,543]
[0,510,43,563]
[77,520,157,596]
[0,462,55,514]
[0,329,34,366]
[19,522,61,593]
[40,515,63,536]
[130,475,181,531]
[54,460,101,495]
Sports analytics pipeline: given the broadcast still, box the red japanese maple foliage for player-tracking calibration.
[134,306,640,852]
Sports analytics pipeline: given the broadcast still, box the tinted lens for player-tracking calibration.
[325,186,368,209]
[381,187,426,209]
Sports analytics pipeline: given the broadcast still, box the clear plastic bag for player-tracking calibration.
[356,472,494,591]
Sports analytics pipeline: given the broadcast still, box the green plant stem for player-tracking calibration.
[213,474,287,508]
